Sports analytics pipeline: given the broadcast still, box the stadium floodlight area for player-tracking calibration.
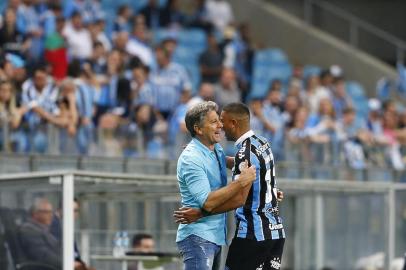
[0,171,405,270]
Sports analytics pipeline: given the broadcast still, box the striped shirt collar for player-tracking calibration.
[235,130,255,147]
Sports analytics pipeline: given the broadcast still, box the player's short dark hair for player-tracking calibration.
[132,233,153,247]
[185,101,218,137]
[222,102,250,119]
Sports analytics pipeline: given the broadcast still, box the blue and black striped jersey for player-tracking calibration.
[232,130,285,241]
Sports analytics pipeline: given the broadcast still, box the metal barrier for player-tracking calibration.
[0,114,9,153]
[1,118,405,179]
[0,152,404,182]
[0,171,405,269]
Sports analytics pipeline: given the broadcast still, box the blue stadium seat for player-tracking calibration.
[103,12,116,37]
[254,48,288,65]
[100,0,120,12]
[173,46,198,65]
[99,0,167,15]
[152,29,173,45]
[303,65,321,79]
[176,29,207,53]
[100,0,167,13]
[250,49,292,99]
[183,63,201,93]
[132,0,149,12]
[0,2,6,13]
[346,81,368,118]
[134,0,167,11]
[346,81,366,100]
[353,98,369,119]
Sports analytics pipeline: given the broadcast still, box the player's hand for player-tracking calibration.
[277,189,284,202]
[173,207,203,224]
[238,160,256,187]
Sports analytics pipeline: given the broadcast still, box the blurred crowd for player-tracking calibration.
[0,0,405,172]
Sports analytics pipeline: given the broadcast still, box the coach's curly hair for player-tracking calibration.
[185,101,218,137]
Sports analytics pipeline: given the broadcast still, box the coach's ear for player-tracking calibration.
[194,124,203,136]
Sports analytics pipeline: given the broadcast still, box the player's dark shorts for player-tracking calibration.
[225,237,285,270]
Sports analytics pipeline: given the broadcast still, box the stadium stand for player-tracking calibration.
[0,0,405,177]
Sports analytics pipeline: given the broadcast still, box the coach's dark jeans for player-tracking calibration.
[177,234,221,270]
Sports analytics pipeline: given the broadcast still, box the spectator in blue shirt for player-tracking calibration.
[176,101,256,270]
[41,2,63,37]
[130,59,156,108]
[151,44,191,120]
[89,41,107,75]
[113,5,132,35]
[262,81,285,160]
[21,65,62,153]
[64,0,104,25]
[126,16,155,68]
[18,0,43,63]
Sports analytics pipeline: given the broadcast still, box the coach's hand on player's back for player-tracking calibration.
[173,207,202,224]
[237,160,256,187]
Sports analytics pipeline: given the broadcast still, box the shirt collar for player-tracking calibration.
[191,137,216,156]
[235,130,255,147]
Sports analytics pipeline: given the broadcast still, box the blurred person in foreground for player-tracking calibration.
[19,197,61,269]
[128,234,162,270]
[175,102,285,270]
[132,233,155,253]
[175,101,256,270]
